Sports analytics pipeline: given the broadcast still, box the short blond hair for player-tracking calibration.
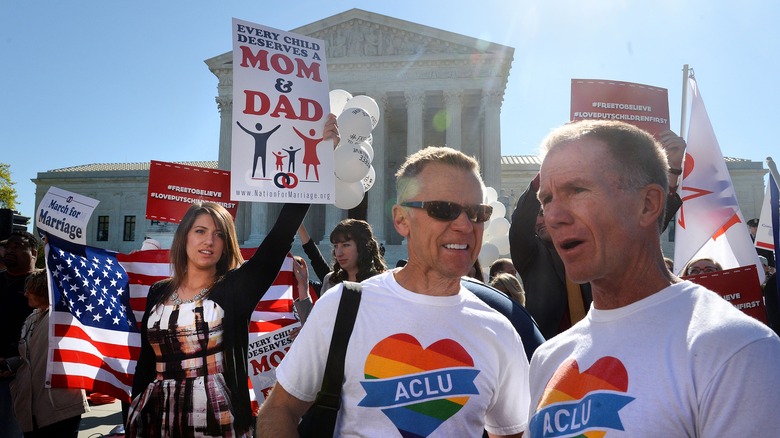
[489,273,526,306]
[395,146,483,204]
[541,120,669,230]
[25,269,49,303]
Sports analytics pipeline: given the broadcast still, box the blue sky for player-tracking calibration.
[2,0,778,221]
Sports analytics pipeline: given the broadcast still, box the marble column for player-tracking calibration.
[216,96,233,170]
[405,90,425,156]
[443,90,463,151]
[321,206,346,245]
[216,94,250,242]
[367,92,388,242]
[243,202,270,246]
[482,89,503,191]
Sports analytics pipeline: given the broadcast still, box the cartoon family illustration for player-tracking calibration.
[237,121,325,180]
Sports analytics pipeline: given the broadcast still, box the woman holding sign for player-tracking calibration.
[127,115,338,438]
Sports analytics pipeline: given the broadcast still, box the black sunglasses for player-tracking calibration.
[401,201,493,223]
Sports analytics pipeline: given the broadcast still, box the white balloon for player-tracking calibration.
[334,178,365,210]
[334,145,371,182]
[485,187,498,204]
[482,229,493,245]
[346,132,372,146]
[344,95,380,128]
[329,89,352,115]
[361,165,376,191]
[478,242,500,268]
[491,234,511,256]
[489,201,506,219]
[360,141,374,162]
[487,217,510,238]
[338,108,373,144]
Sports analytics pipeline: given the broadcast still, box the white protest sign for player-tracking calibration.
[231,18,334,204]
[247,323,299,403]
[37,187,99,244]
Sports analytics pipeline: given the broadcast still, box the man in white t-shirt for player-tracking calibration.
[527,120,780,436]
[258,146,530,437]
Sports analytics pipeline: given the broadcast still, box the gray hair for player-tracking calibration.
[395,146,483,204]
[540,120,669,229]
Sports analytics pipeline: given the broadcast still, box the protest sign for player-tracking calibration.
[146,160,237,223]
[683,265,768,324]
[247,324,300,401]
[244,254,316,404]
[231,18,334,204]
[571,79,670,137]
[37,187,99,244]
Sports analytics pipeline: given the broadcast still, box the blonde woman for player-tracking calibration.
[490,273,526,306]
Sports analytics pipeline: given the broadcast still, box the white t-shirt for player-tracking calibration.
[528,281,780,437]
[277,270,530,437]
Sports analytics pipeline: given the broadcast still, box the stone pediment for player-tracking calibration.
[206,8,513,75]
[292,8,512,60]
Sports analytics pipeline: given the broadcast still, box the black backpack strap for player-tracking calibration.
[313,281,362,410]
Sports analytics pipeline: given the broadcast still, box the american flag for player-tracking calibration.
[45,234,141,402]
[46,235,309,404]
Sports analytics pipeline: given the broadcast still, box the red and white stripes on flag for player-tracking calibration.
[45,235,141,402]
[117,249,170,330]
[48,239,305,404]
[673,77,764,283]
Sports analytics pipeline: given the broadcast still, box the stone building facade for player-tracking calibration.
[32,9,768,264]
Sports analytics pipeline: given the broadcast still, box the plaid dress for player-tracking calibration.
[127,298,249,438]
[128,204,310,437]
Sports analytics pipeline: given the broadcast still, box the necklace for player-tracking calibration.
[169,288,209,306]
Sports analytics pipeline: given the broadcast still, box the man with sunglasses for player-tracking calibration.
[526,120,780,436]
[259,147,530,437]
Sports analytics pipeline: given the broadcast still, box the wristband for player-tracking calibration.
[669,167,682,175]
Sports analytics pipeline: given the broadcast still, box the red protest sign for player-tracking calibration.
[146,161,238,223]
[571,79,670,137]
[683,265,768,324]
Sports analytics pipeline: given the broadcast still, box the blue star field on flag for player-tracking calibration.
[46,234,139,333]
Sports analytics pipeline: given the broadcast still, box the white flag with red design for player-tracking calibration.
[673,77,764,283]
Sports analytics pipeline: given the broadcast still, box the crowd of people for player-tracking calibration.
[2,117,779,437]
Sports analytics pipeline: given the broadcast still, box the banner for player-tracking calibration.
[37,187,99,244]
[570,79,670,137]
[673,78,764,284]
[231,18,334,204]
[683,266,767,324]
[146,160,237,223]
[246,255,305,403]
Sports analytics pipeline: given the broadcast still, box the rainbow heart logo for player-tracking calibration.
[529,356,635,437]
[358,333,479,437]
